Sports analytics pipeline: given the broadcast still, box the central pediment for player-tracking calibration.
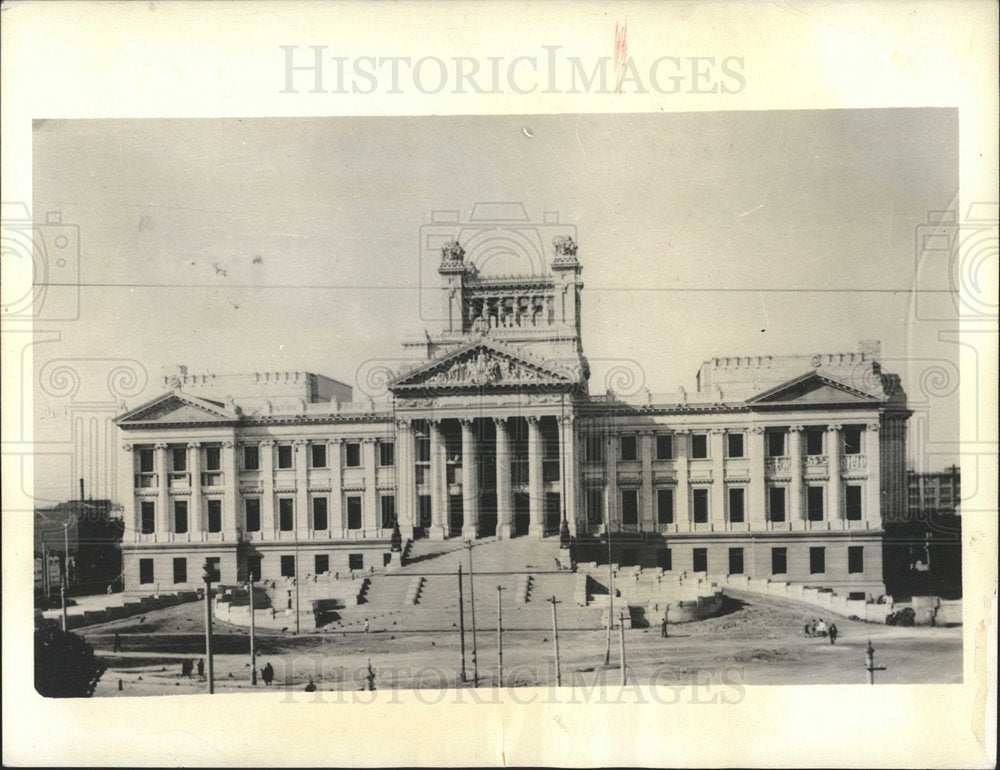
[116,391,240,427]
[390,338,579,392]
[746,371,884,405]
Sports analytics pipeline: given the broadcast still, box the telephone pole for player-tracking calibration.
[203,560,217,694]
[548,595,562,687]
[61,522,70,632]
[466,541,478,687]
[496,585,505,686]
[457,565,467,682]
[248,578,257,685]
[618,610,627,686]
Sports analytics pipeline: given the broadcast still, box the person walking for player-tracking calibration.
[828,624,838,645]
[197,658,205,677]
[364,618,370,634]
[261,662,274,686]
[661,618,668,638]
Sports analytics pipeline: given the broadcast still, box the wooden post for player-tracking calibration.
[548,595,562,687]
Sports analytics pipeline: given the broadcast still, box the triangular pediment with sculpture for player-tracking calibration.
[116,391,240,427]
[390,339,581,393]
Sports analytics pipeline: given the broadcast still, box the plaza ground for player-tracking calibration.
[81,588,962,696]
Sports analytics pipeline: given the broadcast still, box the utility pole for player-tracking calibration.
[457,564,467,682]
[61,523,70,632]
[248,578,257,685]
[466,541,478,687]
[618,610,627,686]
[203,560,217,694]
[865,640,886,684]
[604,529,614,666]
[496,585,505,686]
[294,513,301,635]
[548,595,562,687]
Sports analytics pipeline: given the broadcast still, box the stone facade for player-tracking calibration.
[116,231,909,596]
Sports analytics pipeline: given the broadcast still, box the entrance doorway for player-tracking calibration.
[448,495,463,537]
[513,492,530,536]
[545,493,561,535]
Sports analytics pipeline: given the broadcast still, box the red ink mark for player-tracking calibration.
[614,21,628,94]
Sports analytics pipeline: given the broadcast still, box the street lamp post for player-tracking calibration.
[466,541,478,687]
[248,577,257,686]
[203,560,217,694]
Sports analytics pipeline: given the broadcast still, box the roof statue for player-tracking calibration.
[440,240,465,263]
[552,235,578,257]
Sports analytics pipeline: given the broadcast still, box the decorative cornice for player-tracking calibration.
[187,441,201,449]
[827,423,844,432]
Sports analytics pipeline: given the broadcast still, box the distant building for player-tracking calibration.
[907,465,961,516]
[34,499,124,594]
[116,223,910,597]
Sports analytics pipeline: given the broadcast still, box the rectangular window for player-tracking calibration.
[807,486,824,521]
[768,487,786,522]
[692,488,709,523]
[205,446,221,471]
[805,429,824,456]
[418,495,432,527]
[247,554,262,582]
[620,489,639,525]
[728,547,744,575]
[845,485,863,520]
[659,548,672,571]
[139,449,154,473]
[140,501,155,534]
[767,429,786,457]
[656,488,674,525]
[379,442,395,467]
[771,547,787,575]
[620,435,638,461]
[809,547,826,574]
[416,435,430,463]
[139,558,154,584]
[312,497,328,531]
[655,434,673,460]
[172,447,187,472]
[692,548,708,573]
[244,499,261,532]
[727,433,744,458]
[311,443,327,468]
[348,553,364,571]
[843,428,863,455]
[278,498,294,531]
[380,495,396,529]
[585,434,604,462]
[848,545,864,574]
[415,465,428,486]
[587,488,604,524]
[728,488,745,523]
[315,554,330,575]
[690,434,708,459]
[174,500,188,534]
[277,444,293,469]
[280,555,295,578]
[345,442,361,467]
[173,557,187,584]
[244,445,260,470]
[346,496,362,530]
[207,499,222,532]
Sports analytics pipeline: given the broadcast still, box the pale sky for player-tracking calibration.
[30,109,960,501]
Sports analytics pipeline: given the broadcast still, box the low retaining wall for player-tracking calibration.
[35,591,201,630]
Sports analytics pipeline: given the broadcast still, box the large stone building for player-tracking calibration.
[116,230,909,597]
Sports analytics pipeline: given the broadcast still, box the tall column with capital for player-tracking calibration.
[363,438,378,534]
[188,442,203,533]
[261,440,275,537]
[120,444,136,538]
[675,431,690,531]
[559,415,578,536]
[329,439,343,534]
[827,424,843,522]
[640,431,654,532]
[394,421,415,540]
[222,440,238,538]
[528,417,545,537]
[866,421,882,527]
[295,440,309,538]
[429,420,447,540]
[460,419,479,540]
[788,426,804,526]
[748,427,766,530]
[155,443,169,536]
[495,417,513,539]
[710,429,726,530]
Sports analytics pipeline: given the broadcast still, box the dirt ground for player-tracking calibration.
[84,590,962,697]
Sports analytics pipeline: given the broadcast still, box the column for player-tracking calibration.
[604,429,618,532]
[747,427,766,529]
[460,419,479,540]
[788,425,804,525]
[222,440,237,539]
[640,430,654,532]
[495,417,513,539]
[395,421,415,540]
[866,421,882,527]
[827,424,843,522]
[261,440,275,536]
[155,443,169,536]
[558,415,578,536]
[527,416,545,537]
[329,438,343,534]
[429,420,447,540]
[675,431,690,531]
[294,440,309,538]
[187,442,203,534]
[121,444,136,538]
[710,429,726,530]
[362,438,378,534]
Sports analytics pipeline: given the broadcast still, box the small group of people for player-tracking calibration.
[804,618,839,644]
[180,658,205,678]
